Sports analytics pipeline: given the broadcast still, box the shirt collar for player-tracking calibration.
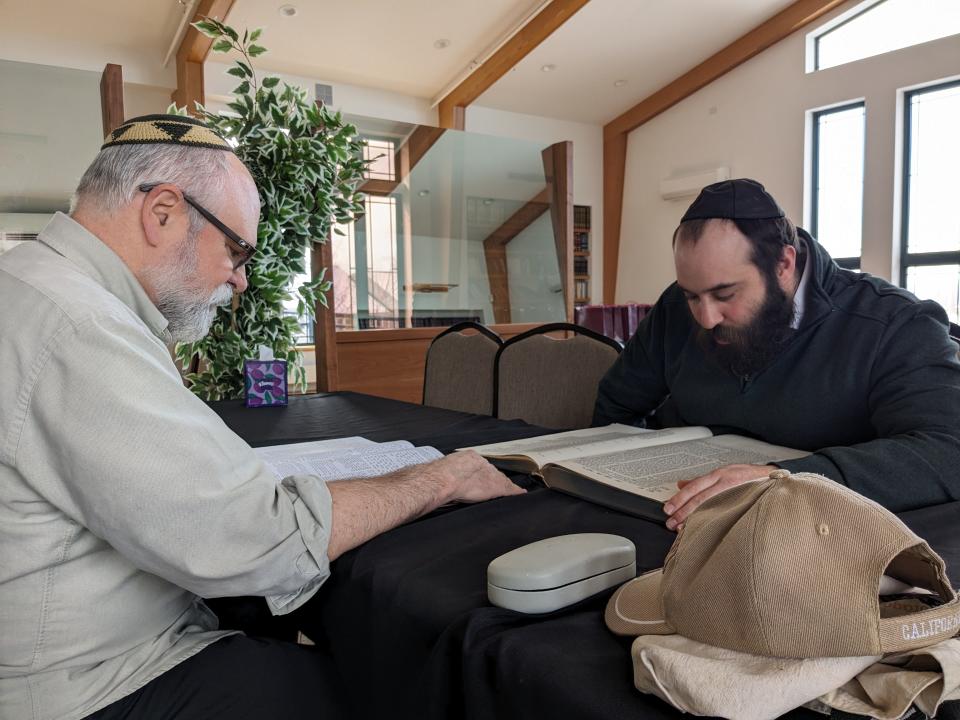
[790,235,811,330]
[38,212,171,340]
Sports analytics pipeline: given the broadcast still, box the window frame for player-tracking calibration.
[810,100,865,270]
[811,0,888,72]
[899,78,960,287]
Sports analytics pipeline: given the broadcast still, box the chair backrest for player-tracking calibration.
[422,322,502,415]
[494,323,622,430]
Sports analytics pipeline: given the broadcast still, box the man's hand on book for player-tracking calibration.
[663,464,774,531]
[439,450,527,504]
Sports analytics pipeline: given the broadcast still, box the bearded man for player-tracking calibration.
[0,115,521,720]
[593,178,960,530]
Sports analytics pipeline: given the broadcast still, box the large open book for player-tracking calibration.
[461,425,808,521]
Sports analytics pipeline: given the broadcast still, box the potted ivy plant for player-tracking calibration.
[172,17,367,400]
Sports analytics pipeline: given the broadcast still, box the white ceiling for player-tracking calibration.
[0,0,808,126]
[218,0,547,99]
[477,0,799,125]
[221,0,800,125]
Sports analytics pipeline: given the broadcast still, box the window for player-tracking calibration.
[901,80,960,324]
[810,0,960,72]
[363,139,395,182]
[332,195,401,329]
[810,102,865,269]
[283,247,315,345]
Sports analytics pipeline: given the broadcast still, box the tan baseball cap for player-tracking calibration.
[605,470,960,658]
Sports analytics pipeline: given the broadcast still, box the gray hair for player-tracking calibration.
[70,143,233,234]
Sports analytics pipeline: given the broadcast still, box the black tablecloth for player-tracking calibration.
[210,392,960,720]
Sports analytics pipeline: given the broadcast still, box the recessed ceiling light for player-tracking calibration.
[278,4,297,17]
[540,64,556,73]
[418,189,430,197]
[614,79,627,87]
[434,39,451,50]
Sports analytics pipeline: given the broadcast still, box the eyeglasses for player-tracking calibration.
[138,182,256,269]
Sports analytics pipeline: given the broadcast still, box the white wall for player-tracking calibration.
[616,0,960,303]
[467,105,604,304]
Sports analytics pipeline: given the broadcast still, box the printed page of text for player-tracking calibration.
[260,440,439,481]
[554,436,807,502]
[460,424,713,467]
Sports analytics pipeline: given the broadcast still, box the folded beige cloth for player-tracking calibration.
[630,634,880,720]
[631,634,960,719]
[820,638,960,719]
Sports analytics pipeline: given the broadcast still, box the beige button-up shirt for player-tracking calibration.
[0,214,333,720]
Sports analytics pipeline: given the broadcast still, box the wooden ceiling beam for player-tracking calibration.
[601,0,846,303]
[171,0,236,113]
[437,0,591,129]
[605,0,847,138]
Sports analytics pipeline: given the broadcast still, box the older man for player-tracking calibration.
[594,178,960,530]
[0,115,522,720]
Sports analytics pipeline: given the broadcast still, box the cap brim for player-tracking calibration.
[604,569,674,636]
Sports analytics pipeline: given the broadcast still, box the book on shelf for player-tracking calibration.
[574,205,591,228]
[575,278,589,300]
[460,425,807,522]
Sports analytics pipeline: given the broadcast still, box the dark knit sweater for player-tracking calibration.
[594,231,960,511]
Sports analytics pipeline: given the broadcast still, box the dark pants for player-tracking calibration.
[83,635,352,719]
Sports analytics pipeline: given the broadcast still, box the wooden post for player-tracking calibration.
[99,64,124,137]
[170,0,235,113]
[543,141,574,321]
[312,236,339,392]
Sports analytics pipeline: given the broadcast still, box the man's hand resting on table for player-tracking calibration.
[327,450,523,559]
[663,463,774,531]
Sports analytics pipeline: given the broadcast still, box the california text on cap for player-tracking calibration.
[605,470,960,659]
[681,178,785,222]
[101,114,232,152]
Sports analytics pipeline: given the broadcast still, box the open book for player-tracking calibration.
[254,437,442,482]
[461,425,808,521]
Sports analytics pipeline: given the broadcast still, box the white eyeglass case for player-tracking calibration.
[487,533,637,614]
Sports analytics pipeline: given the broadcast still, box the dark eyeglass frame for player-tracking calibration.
[138,182,256,269]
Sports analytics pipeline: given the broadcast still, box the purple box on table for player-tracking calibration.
[243,359,288,407]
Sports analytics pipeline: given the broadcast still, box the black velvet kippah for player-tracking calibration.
[102,114,232,151]
[681,178,785,222]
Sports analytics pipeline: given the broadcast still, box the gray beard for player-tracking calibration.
[146,238,234,343]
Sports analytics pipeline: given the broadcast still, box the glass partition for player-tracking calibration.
[327,114,568,330]
[0,60,102,255]
[0,59,102,214]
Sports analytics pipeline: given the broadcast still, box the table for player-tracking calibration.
[211,392,960,720]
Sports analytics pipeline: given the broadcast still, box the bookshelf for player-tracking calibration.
[574,205,591,306]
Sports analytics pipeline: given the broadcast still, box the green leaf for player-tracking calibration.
[222,24,240,42]
[212,39,233,53]
[192,20,220,37]
[262,76,280,89]
[234,81,251,95]
[250,28,263,42]
[227,66,246,79]
[248,44,267,57]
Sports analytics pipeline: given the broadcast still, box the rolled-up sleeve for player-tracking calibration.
[14,311,334,615]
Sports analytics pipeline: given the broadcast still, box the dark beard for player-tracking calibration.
[699,278,796,379]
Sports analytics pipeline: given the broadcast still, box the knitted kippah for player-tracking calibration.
[102,114,232,151]
[681,178,785,222]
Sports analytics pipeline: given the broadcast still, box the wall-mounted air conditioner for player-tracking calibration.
[659,167,731,201]
[0,213,50,254]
